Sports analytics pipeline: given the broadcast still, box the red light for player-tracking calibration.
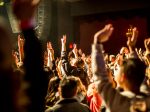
[69,43,73,49]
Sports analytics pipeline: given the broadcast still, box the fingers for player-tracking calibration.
[32,0,41,6]
[49,42,52,49]
[61,35,67,43]
[131,27,138,42]
[108,27,114,37]
[63,35,66,42]
[18,35,21,39]
[47,42,53,50]
[63,35,66,39]
[73,44,77,49]
[147,39,150,45]
[104,24,114,37]
[94,24,114,43]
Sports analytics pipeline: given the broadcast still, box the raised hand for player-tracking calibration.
[47,42,53,50]
[18,35,24,62]
[144,38,150,52]
[57,60,63,79]
[94,24,114,44]
[61,35,66,45]
[61,35,67,52]
[78,49,83,56]
[81,53,86,61]
[13,0,40,20]
[12,50,19,65]
[144,38,150,55]
[72,44,77,54]
[18,35,24,48]
[127,27,138,48]
[47,42,54,61]
[72,44,78,58]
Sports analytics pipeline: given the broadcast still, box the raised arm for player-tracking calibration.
[18,35,24,65]
[13,0,48,112]
[92,24,113,80]
[47,42,54,67]
[127,27,138,58]
[61,35,67,52]
[91,24,131,112]
[60,35,72,75]
[60,35,67,60]
[72,44,78,59]
[144,38,150,65]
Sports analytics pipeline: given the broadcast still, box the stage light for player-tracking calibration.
[0,1,4,6]
[69,43,73,49]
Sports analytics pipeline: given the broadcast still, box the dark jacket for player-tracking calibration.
[45,98,90,112]
[23,28,48,112]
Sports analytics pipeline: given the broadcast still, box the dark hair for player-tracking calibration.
[45,76,60,107]
[71,68,89,89]
[68,51,74,60]
[74,58,84,68]
[122,58,146,88]
[59,76,78,98]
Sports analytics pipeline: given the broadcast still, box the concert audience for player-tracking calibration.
[0,0,150,112]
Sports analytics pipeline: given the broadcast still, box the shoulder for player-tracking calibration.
[80,103,90,111]
[45,104,61,112]
[45,108,53,112]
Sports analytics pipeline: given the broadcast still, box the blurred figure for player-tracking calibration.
[87,83,102,112]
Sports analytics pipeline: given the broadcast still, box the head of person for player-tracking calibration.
[120,47,128,54]
[115,58,146,93]
[74,58,84,68]
[47,76,60,95]
[109,55,115,62]
[45,76,60,107]
[59,76,78,98]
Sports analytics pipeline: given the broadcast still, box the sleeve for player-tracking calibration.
[22,27,48,112]
[61,51,72,75]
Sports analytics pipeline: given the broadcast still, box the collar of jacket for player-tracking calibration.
[56,98,79,105]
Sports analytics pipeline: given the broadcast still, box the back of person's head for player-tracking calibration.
[71,67,89,89]
[45,76,60,107]
[68,51,74,60]
[59,76,78,98]
[47,76,60,95]
[122,58,146,89]
[109,55,115,62]
[74,58,84,68]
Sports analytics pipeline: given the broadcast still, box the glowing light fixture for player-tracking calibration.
[0,0,4,6]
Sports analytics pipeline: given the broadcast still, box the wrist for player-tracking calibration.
[20,18,36,30]
[75,54,78,58]
[93,36,98,44]
[128,46,135,51]
[145,51,150,56]
[94,36,102,44]
[62,46,66,51]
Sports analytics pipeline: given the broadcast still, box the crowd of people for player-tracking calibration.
[0,0,150,112]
